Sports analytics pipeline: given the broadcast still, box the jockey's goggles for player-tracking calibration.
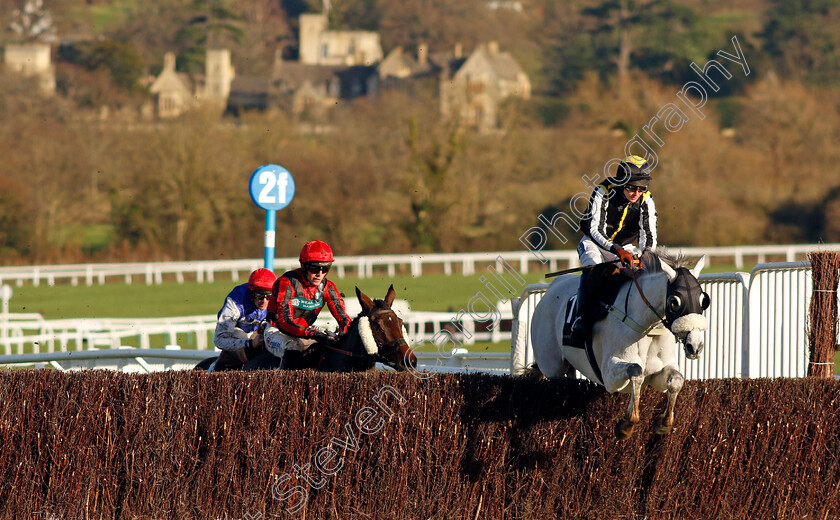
[252,290,272,301]
[624,185,647,193]
[305,264,331,274]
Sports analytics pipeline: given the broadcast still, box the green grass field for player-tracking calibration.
[8,272,541,319]
[8,271,545,354]
[5,262,838,372]
[3,263,753,356]
[8,263,747,320]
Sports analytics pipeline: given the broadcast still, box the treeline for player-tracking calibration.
[2,70,840,265]
[1,0,840,264]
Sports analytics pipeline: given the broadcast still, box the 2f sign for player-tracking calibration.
[249,164,295,211]
[259,169,288,204]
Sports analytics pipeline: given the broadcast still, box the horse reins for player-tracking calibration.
[627,266,668,325]
[599,265,669,335]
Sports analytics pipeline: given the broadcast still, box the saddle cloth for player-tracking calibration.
[562,271,627,348]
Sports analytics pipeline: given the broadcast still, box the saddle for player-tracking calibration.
[563,250,664,348]
[562,260,648,349]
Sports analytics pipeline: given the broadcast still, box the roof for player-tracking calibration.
[272,61,344,89]
[148,53,194,96]
[379,47,437,79]
[482,48,525,81]
[451,44,526,83]
[229,76,272,95]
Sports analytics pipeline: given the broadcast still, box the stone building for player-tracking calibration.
[148,49,235,118]
[298,13,382,66]
[439,41,531,129]
[3,42,55,95]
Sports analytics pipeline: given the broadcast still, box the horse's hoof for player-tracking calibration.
[652,417,674,435]
[615,420,635,440]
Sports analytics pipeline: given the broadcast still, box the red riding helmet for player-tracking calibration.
[248,268,276,291]
[299,240,334,266]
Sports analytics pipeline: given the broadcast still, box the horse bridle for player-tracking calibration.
[324,308,408,369]
[625,264,709,331]
[368,308,409,347]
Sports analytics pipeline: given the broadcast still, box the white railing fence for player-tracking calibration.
[1,244,838,287]
[510,262,828,379]
[746,262,814,378]
[0,297,512,372]
[0,315,218,356]
[680,272,749,380]
[0,259,834,377]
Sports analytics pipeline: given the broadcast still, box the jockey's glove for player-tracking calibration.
[611,245,635,266]
[311,330,339,345]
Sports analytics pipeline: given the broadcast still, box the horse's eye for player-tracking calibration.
[667,295,682,313]
[700,292,710,310]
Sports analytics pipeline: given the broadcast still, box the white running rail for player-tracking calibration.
[510,262,826,379]
[0,244,838,287]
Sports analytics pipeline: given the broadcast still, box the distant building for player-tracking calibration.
[148,49,235,118]
[378,44,440,88]
[146,13,384,120]
[298,13,382,66]
[203,49,234,107]
[440,41,531,129]
[148,52,194,118]
[3,42,55,95]
[487,1,523,11]
[226,55,378,120]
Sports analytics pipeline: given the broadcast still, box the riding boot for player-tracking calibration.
[570,270,591,341]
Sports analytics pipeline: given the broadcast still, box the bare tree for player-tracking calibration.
[7,0,55,42]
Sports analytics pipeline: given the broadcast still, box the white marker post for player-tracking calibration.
[248,164,296,271]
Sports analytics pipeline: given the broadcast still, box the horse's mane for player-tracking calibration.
[372,298,390,311]
[654,246,694,269]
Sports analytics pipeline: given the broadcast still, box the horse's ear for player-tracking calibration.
[659,257,678,281]
[690,255,706,278]
[384,284,397,307]
[356,286,375,314]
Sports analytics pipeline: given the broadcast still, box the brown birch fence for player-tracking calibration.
[1,370,840,519]
[809,252,840,377]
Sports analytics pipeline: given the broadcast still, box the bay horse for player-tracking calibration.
[530,250,709,439]
[234,285,417,373]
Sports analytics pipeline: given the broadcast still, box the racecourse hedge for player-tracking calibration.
[2,369,840,519]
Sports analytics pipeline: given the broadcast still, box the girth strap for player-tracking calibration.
[583,336,604,386]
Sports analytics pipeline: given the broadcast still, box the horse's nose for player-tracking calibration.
[684,332,704,359]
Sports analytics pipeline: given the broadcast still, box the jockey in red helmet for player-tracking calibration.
[265,240,352,367]
[211,267,277,371]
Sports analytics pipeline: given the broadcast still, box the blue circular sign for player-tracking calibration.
[249,164,295,211]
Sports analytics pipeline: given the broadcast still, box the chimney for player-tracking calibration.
[164,52,176,71]
[418,43,428,65]
[454,42,462,59]
[488,41,499,54]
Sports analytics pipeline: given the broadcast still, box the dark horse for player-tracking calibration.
[196,285,417,373]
